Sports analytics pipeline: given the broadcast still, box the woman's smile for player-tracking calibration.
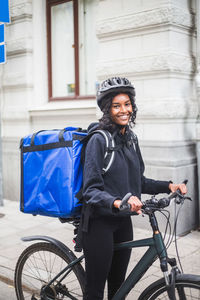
[118,114,130,120]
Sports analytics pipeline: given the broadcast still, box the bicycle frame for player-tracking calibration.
[38,213,168,300]
[39,231,166,299]
[112,231,167,299]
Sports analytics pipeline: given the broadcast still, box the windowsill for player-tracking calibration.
[29,98,97,117]
[49,95,96,101]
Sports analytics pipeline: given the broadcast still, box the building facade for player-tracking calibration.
[0,0,198,233]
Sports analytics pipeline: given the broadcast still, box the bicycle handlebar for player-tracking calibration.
[119,179,191,213]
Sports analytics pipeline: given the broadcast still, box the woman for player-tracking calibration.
[82,77,187,300]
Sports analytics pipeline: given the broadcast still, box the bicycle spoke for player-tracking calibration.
[15,242,84,300]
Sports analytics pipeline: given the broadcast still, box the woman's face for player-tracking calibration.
[110,93,133,126]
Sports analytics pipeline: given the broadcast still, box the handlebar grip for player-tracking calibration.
[119,193,132,211]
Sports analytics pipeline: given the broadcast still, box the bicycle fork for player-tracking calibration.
[156,235,187,300]
[161,257,188,300]
[160,256,177,300]
[150,214,178,300]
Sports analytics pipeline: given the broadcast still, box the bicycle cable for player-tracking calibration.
[173,200,184,273]
[151,209,172,260]
[160,210,172,249]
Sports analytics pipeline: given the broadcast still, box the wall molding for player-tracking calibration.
[10,1,33,21]
[137,97,198,119]
[6,38,33,57]
[140,140,197,167]
[2,71,33,89]
[97,6,195,38]
[97,52,195,78]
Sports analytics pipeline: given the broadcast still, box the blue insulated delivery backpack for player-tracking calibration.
[20,127,115,219]
[20,127,87,218]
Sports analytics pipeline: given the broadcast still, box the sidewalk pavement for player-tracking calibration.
[0,199,200,299]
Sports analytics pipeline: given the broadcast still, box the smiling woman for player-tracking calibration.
[96,78,137,134]
[80,76,187,300]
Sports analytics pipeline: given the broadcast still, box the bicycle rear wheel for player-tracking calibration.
[14,242,85,300]
[138,274,200,300]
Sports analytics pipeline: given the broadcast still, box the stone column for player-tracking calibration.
[2,0,33,201]
[195,0,200,227]
[96,0,198,234]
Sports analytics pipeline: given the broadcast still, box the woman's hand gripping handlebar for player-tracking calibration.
[168,179,188,195]
[114,193,143,214]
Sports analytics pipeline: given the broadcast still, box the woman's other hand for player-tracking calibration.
[169,183,187,194]
[127,196,142,214]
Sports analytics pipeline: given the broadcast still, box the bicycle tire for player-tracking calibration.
[14,242,85,300]
[138,274,200,300]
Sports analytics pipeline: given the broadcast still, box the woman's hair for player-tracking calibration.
[98,92,137,133]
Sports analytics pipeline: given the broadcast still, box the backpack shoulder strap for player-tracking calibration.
[93,130,115,174]
[86,129,116,175]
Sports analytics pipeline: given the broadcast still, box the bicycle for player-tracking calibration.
[14,185,200,300]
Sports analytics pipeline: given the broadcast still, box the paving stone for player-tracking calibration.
[0,199,200,299]
[0,279,16,300]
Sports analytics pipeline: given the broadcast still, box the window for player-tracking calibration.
[46,0,98,100]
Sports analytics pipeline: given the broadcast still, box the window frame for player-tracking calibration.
[46,0,95,101]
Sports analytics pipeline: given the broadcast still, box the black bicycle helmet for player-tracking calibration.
[97,77,135,110]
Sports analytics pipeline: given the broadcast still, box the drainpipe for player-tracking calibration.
[195,0,200,227]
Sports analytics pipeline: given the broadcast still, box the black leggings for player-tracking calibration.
[82,216,133,300]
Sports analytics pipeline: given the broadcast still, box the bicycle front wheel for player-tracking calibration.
[138,274,200,300]
[14,242,85,300]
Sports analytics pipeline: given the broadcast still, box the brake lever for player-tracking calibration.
[176,195,192,204]
[184,196,192,201]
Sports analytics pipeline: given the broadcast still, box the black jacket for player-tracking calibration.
[82,125,170,217]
